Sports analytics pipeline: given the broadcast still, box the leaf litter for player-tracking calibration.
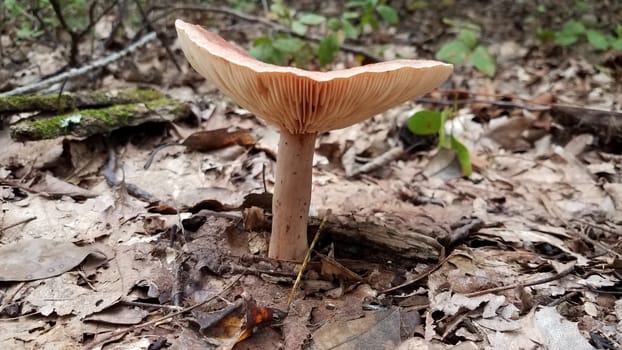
[1,1,622,349]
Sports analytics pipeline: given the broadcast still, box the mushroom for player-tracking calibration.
[175,20,453,261]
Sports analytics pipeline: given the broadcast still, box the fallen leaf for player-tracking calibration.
[182,127,255,151]
[31,173,97,199]
[534,306,595,350]
[0,239,106,282]
[84,305,150,325]
[310,309,401,350]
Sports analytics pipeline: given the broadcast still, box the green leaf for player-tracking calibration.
[586,29,609,50]
[298,13,326,25]
[407,110,442,135]
[327,18,341,31]
[342,19,359,39]
[252,36,272,46]
[536,28,556,42]
[471,45,496,77]
[270,2,289,17]
[450,135,472,176]
[291,21,308,35]
[360,12,379,31]
[610,37,622,51]
[554,32,579,46]
[249,42,275,63]
[346,0,367,8]
[435,40,470,64]
[342,11,360,19]
[458,29,478,49]
[272,37,304,53]
[408,0,429,11]
[560,20,586,36]
[318,34,340,66]
[376,5,398,24]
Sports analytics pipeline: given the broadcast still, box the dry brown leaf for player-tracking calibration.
[182,127,256,151]
[0,238,106,282]
[31,173,97,199]
[84,304,150,325]
[24,273,122,317]
[310,309,401,350]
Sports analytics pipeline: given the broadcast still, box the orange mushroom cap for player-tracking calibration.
[175,19,453,134]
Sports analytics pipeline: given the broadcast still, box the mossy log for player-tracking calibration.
[10,98,191,141]
[0,88,165,114]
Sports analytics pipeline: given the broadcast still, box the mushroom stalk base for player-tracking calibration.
[269,130,317,261]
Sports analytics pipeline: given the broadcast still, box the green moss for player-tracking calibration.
[10,97,188,141]
[0,94,74,112]
[0,88,164,113]
[85,88,164,106]
[14,114,69,139]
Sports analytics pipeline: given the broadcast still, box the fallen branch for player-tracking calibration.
[464,263,575,297]
[308,214,444,263]
[0,32,157,97]
[346,146,405,178]
[10,97,190,141]
[0,88,164,114]
[0,217,37,234]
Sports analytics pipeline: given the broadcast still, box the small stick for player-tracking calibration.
[464,264,575,298]
[0,32,157,96]
[287,216,327,309]
[0,216,37,233]
[120,300,183,311]
[572,218,621,236]
[133,0,182,72]
[84,275,241,350]
[346,146,404,178]
[380,252,450,294]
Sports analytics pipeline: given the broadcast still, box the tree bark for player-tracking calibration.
[269,130,317,261]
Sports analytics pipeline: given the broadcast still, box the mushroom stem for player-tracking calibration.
[269,130,317,260]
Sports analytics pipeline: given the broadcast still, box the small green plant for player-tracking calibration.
[2,0,46,40]
[435,21,496,77]
[407,109,472,176]
[537,21,622,51]
[345,0,399,33]
[249,0,399,67]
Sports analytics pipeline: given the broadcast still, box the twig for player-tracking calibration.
[120,300,183,311]
[464,264,575,298]
[573,218,621,236]
[416,90,622,118]
[152,4,382,63]
[49,0,119,66]
[547,291,580,307]
[0,216,37,233]
[571,226,622,259]
[0,282,26,315]
[380,251,450,294]
[133,0,182,72]
[0,32,157,97]
[346,146,404,178]
[287,216,328,310]
[104,145,160,203]
[414,96,550,112]
[84,275,242,350]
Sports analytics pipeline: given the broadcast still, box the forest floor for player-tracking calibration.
[1,1,621,349]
